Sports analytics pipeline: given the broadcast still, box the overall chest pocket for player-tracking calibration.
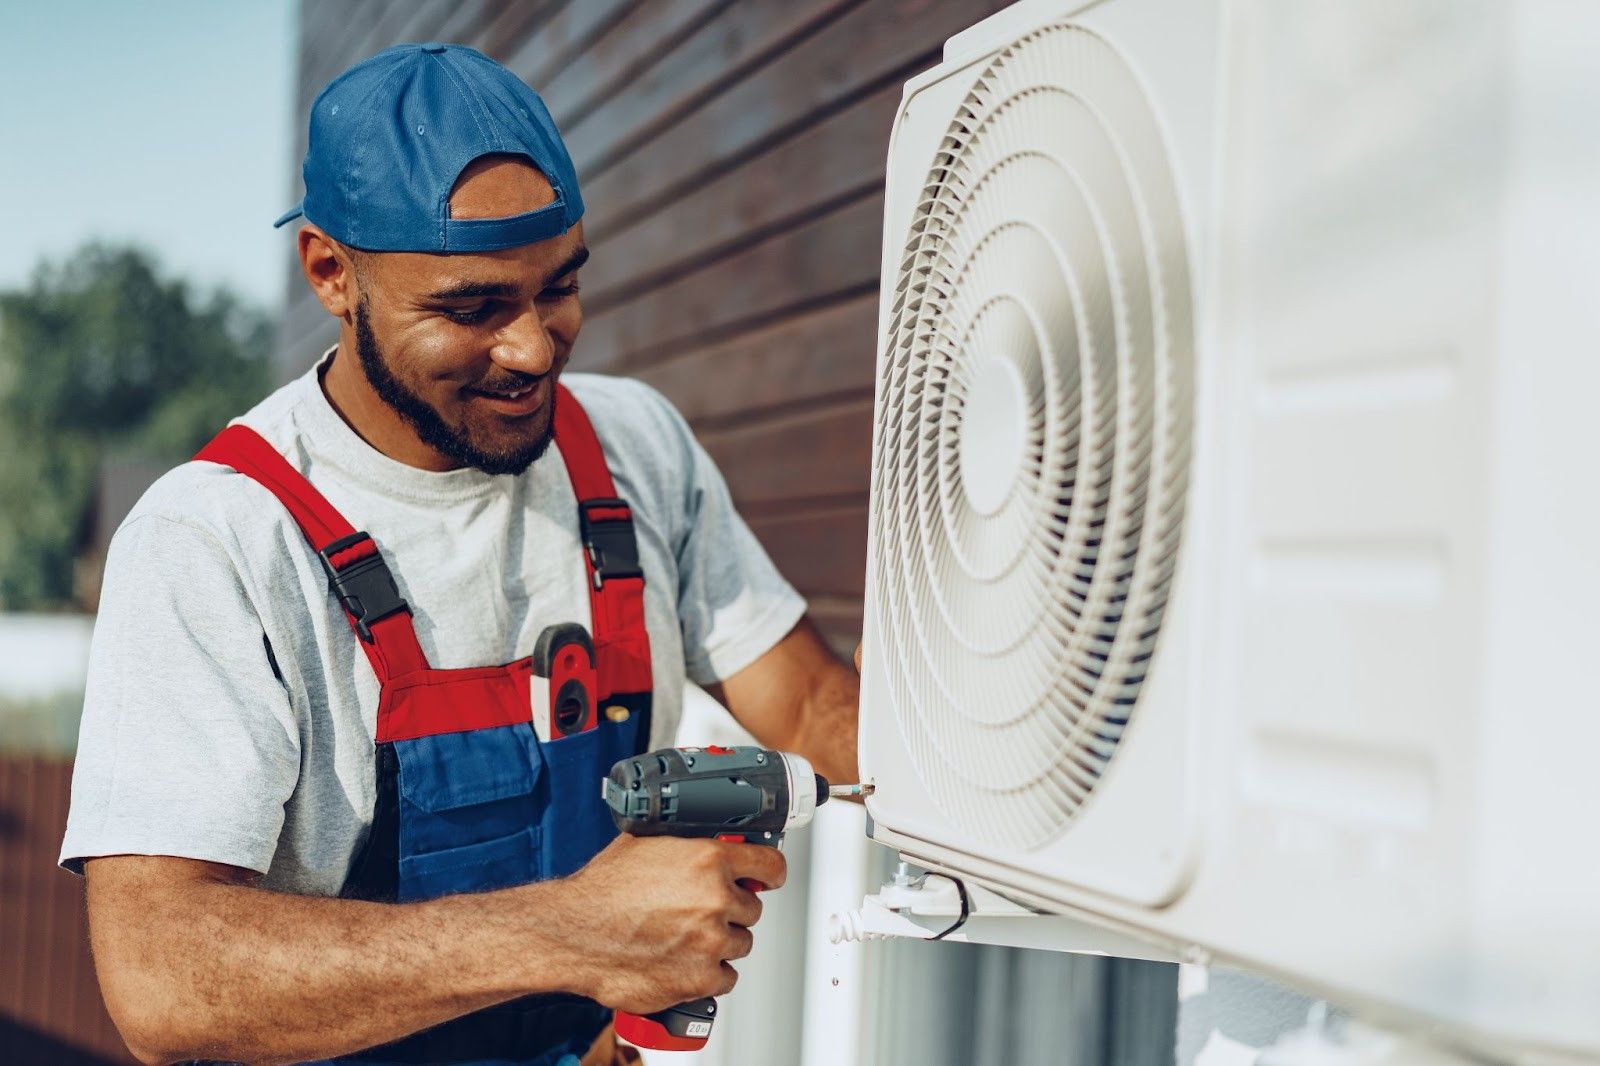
[394,723,544,902]
[536,708,645,880]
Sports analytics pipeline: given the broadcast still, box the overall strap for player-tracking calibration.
[194,425,430,683]
[552,384,654,698]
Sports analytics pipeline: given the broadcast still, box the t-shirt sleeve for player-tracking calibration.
[60,512,300,876]
[620,383,807,687]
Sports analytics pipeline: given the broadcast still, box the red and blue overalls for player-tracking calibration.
[195,384,651,1065]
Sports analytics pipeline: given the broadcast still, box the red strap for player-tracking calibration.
[552,384,619,500]
[194,387,652,706]
[553,385,654,698]
[194,425,430,683]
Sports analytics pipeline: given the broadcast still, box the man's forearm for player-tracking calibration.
[713,620,862,787]
[88,859,585,1065]
[794,657,861,787]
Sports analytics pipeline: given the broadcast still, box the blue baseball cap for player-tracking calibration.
[274,43,584,252]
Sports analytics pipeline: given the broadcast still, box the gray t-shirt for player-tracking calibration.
[60,357,806,895]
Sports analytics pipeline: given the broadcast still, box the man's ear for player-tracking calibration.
[297,225,361,320]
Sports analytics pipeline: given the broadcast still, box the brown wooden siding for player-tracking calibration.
[280,0,1013,652]
[0,757,130,1062]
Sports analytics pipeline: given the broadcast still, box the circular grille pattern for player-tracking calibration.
[870,24,1195,849]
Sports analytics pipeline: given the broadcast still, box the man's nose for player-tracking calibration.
[490,305,557,376]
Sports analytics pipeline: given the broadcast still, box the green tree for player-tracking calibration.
[0,243,273,610]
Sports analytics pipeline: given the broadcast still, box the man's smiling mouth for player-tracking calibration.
[466,377,550,419]
[470,377,541,399]
[480,384,534,399]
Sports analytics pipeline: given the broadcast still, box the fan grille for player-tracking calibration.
[869,24,1195,849]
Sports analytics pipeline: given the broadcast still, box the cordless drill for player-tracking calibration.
[603,745,868,1052]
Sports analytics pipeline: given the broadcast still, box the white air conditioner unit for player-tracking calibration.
[856,0,1600,1059]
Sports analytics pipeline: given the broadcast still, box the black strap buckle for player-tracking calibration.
[318,532,409,643]
[579,498,643,590]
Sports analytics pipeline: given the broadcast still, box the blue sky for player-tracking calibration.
[0,1,295,309]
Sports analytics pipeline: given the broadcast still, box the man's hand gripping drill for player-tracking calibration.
[591,745,869,1052]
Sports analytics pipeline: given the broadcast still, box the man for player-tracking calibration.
[60,43,860,1066]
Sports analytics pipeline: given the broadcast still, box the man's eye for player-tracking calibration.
[444,303,496,325]
[539,282,580,301]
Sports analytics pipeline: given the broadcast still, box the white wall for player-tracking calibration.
[0,613,93,699]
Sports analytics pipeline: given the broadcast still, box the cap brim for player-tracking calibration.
[272,203,305,228]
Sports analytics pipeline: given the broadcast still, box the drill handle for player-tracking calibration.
[615,831,777,1051]
[717,832,775,891]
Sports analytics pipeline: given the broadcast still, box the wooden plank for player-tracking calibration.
[0,760,22,1013]
[292,0,377,167]
[292,0,447,198]
[279,313,340,379]
[577,191,883,372]
[305,0,473,98]
[16,763,45,1026]
[282,289,319,343]
[749,505,868,597]
[700,397,873,505]
[355,0,448,64]
[501,0,639,90]
[296,1,359,95]
[387,0,464,48]
[295,1,341,109]
[805,595,864,658]
[460,1,527,54]
[538,0,730,130]
[275,278,337,375]
[281,289,331,356]
[274,282,328,379]
[302,0,398,101]
[0,758,129,1061]
[476,0,569,62]
[280,253,307,311]
[34,760,62,1028]
[432,0,505,48]
[580,80,899,306]
[634,294,877,427]
[562,0,862,176]
[579,0,1004,236]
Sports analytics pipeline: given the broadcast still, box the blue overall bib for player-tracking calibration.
[195,384,652,1065]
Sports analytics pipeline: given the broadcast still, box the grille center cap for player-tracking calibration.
[959,358,1026,517]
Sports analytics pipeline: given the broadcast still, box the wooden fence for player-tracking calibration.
[0,756,128,1062]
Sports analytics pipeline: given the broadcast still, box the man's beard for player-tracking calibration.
[353,298,555,476]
